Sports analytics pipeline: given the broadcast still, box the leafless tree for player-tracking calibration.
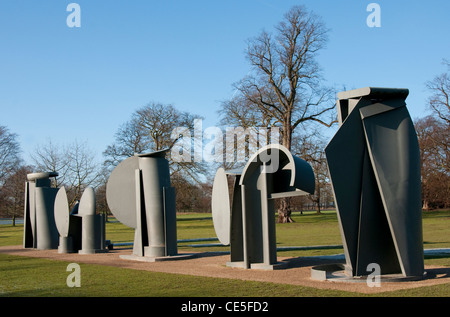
[426,59,450,124]
[0,165,33,224]
[31,139,69,187]
[292,134,332,215]
[103,119,148,168]
[171,173,212,213]
[104,102,207,183]
[219,5,337,222]
[415,116,450,209]
[0,125,22,185]
[103,102,210,213]
[31,139,101,207]
[65,141,102,205]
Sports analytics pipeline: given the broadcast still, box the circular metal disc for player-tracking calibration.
[54,187,70,237]
[211,168,231,245]
[106,156,139,228]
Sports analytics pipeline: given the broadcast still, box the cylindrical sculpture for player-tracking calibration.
[106,149,184,261]
[79,187,101,254]
[23,172,59,250]
[139,156,171,257]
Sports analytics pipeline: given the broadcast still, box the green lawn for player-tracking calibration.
[1,210,449,297]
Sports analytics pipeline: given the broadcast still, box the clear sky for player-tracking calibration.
[1,0,449,166]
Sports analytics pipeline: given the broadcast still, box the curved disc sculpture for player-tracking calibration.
[212,144,315,270]
[106,156,139,229]
[54,187,70,238]
[211,168,231,246]
[105,150,182,260]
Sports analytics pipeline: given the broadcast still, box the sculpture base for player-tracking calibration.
[58,247,76,254]
[78,249,109,255]
[144,246,166,258]
[58,236,75,254]
[310,263,427,282]
[226,261,288,270]
[120,253,196,262]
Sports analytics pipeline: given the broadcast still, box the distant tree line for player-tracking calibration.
[0,6,448,226]
[415,60,450,210]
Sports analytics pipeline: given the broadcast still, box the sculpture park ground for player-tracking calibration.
[1,88,449,300]
[0,210,449,297]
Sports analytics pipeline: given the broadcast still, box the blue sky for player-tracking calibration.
[1,0,449,165]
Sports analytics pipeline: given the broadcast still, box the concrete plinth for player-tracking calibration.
[120,253,196,262]
[226,261,288,270]
[311,263,427,282]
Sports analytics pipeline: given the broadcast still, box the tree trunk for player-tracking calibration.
[277,121,293,223]
[315,186,322,214]
[316,202,321,214]
[277,197,294,223]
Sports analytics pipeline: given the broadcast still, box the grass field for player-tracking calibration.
[0,210,449,297]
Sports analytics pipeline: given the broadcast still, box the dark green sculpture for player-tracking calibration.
[325,87,424,278]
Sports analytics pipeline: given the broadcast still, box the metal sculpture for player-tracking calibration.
[325,87,424,278]
[212,144,315,270]
[54,186,106,254]
[23,172,60,250]
[106,149,186,261]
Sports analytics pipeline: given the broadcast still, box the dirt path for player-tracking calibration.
[1,245,449,295]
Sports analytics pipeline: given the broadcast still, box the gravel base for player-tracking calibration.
[1,245,449,295]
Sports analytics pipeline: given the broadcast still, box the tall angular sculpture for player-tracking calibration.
[23,172,60,250]
[212,144,315,270]
[106,149,185,261]
[325,87,424,278]
[54,186,106,254]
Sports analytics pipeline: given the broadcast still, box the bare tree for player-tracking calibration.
[65,140,101,205]
[31,139,69,187]
[171,173,212,213]
[0,165,33,224]
[0,125,22,185]
[415,116,450,209]
[104,102,207,183]
[103,119,148,168]
[292,134,332,215]
[31,139,101,207]
[426,59,450,124]
[220,5,336,222]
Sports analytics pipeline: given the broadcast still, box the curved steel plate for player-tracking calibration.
[211,168,231,245]
[106,156,139,228]
[54,187,70,237]
[78,187,96,216]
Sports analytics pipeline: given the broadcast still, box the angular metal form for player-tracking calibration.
[106,149,184,261]
[325,87,424,278]
[212,144,315,270]
[23,172,60,250]
[54,186,107,254]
